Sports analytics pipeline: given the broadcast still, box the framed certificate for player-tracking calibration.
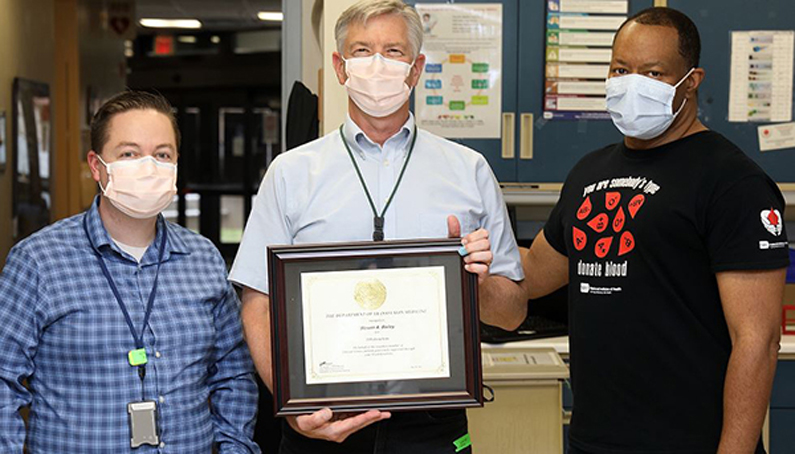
[268,238,483,416]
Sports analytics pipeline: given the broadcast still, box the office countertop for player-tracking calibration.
[485,334,795,358]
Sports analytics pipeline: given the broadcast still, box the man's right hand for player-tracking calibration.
[286,408,391,443]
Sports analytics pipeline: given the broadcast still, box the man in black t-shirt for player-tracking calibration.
[486,8,789,454]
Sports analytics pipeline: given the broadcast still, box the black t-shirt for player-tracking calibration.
[545,131,789,453]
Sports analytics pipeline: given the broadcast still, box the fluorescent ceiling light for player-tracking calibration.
[139,18,202,29]
[257,11,283,21]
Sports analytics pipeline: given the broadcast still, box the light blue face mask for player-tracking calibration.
[605,67,695,140]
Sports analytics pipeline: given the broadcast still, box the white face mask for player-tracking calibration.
[605,67,695,140]
[97,155,177,219]
[343,53,415,118]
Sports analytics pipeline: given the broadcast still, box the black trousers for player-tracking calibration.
[279,409,471,454]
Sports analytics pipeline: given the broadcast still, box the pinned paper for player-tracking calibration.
[758,122,795,152]
[729,31,794,123]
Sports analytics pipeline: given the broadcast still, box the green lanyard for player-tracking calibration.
[339,124,418,241]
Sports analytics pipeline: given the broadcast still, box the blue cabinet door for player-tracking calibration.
[770,409,795,454]
[406,0,520,182]
[515,1,653,183]
[771,361,795,408]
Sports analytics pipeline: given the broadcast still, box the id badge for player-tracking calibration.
[128,400,160,448]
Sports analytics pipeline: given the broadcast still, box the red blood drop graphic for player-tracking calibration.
[587,213,609,233]
[573,226,587,251]
[768,208,779,226]
[577,196,592,220]
[618,231,635,256]
[595,236,613,258]
[612,206,626,232]
[628,194,645,219]
[605,192,621,210]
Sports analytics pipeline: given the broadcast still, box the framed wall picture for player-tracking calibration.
[13,78,52,239]
[268,238,483,416]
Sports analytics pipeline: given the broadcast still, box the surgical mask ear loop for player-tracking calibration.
[96,155,111,194]
[671,67,696,115]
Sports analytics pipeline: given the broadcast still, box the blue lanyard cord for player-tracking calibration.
[82,214,168,351]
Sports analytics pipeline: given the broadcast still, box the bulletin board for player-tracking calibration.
[669,0,795,183]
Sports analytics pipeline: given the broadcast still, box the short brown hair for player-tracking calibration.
[90,90,181,154]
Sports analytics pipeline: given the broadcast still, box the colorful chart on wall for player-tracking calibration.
[415,3,502,138]
[543,0,628,120]
[728,30,794,123]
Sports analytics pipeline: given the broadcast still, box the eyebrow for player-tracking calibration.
[113,142,175,152]
[612,58,668,70]
[114,142,141,149]
[348,40,373,50]
[639,61,666,69]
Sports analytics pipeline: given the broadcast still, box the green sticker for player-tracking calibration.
[128,348,148,366]
[453,433,471,452]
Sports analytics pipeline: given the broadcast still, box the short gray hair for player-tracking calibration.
[335,0,423,59]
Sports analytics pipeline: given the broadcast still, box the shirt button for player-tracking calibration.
[155,351,161,358]
[383,159,390,167]
[159,395,165,403]
[159,441,165,448]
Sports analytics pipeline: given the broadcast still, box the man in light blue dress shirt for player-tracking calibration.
[229,1,524,453]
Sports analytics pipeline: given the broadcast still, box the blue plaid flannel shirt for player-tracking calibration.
[0,197,260,453]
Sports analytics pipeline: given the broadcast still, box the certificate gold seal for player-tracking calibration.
[353,279,387,310]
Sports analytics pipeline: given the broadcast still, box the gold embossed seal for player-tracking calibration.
[353,278,387,310]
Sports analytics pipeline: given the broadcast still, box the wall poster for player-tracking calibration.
[415,3,502,138]
[543,0,628,120]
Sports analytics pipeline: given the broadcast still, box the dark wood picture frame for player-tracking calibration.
[268,238,483,416]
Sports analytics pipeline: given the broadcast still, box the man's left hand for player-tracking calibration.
[447,215,492,284]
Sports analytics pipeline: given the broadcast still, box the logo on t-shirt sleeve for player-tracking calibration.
[760,208,783,236]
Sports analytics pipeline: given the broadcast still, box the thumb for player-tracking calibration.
[447,215,461,238]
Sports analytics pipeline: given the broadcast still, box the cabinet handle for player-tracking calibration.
[520,113,534,160]
[501,112,515,159]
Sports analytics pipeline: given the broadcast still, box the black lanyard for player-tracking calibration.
[82,213,167,398]
[340,124,418,241]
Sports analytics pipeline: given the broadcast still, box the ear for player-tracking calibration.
[87,150,103,183]
[406,53,426,89]
[332,51,348,85]
[685,67,705,97]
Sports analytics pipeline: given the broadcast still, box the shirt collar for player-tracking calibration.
[84,195,191,263]
[342,113,415,159]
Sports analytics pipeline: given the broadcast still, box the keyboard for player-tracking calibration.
[480,315,568,344]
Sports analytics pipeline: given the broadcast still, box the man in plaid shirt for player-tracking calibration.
[0,91,259,453]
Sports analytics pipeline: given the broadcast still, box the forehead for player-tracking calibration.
[106,109,175,141]
[613,21,684,68]
[345,13,409,47]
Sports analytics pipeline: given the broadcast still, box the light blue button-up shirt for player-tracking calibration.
[229,113,523,293]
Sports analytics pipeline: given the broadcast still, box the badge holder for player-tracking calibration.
[128,400,160,448]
